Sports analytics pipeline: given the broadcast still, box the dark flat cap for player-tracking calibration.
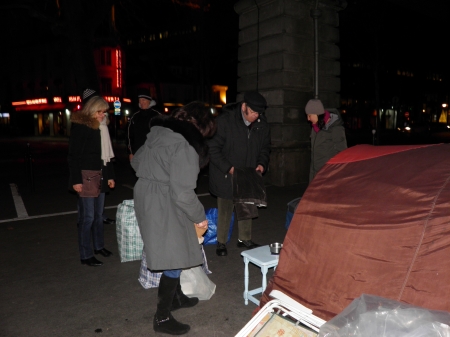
[244,91,267,114]
[137,88,154,101]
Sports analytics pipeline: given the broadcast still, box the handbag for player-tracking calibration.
[79,170,102,197]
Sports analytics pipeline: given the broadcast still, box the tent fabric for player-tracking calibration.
[259,143,450,321]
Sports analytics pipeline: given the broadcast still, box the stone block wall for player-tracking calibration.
[234,0,345,186]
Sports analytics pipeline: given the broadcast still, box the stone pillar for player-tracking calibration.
[234,0,345,186]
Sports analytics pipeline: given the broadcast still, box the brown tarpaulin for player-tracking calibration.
[259,144,450,321]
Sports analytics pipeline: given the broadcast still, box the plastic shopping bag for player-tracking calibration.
[180,265,216,300]
[116,200,144,262]
[203,208,234,245]
[139,245,212,289]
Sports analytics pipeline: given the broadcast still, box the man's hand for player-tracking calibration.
[108,180,115,188]
[256,165,264,174]
[73,184,82,193]
[229,167,234,175]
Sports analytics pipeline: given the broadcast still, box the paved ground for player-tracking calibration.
[0,137,307,337]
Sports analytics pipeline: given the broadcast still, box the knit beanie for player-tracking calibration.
[305,99,325,115]
[82,88,98,104]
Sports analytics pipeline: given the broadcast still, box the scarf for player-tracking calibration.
[312,110,330,133]
[99,118,115,166]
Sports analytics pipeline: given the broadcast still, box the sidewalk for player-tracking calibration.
[0,137,309,336]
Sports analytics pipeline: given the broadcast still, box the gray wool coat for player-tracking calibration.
[131,126,205,271]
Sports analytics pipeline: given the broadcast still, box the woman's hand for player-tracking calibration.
[108,179,115,188]
[73,184,82,193]
[195,220,208,229]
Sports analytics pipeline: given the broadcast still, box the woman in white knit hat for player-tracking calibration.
[68,92,116,266]
[305,98,347,182]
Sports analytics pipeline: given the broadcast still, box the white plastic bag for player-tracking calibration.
[180,266,216,300]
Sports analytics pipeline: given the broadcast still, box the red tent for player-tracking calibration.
[260,144,450,321]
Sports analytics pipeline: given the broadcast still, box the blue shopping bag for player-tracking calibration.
[203,208,234,245]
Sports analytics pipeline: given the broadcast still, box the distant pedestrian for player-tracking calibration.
[208,91,271,257]
[305,98,347,181]
[68,92,115,267]
[127,88,161,161]
[131,101,216,335]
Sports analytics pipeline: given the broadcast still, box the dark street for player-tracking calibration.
[0,137,305,336]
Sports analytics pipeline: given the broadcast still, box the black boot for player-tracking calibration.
[153,274,190,335]
[171,277,199,311]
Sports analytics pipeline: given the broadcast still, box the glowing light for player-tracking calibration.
[12,101,27,106]
[104,96,120,102]
[212,85,228,104]
[53,97,62,103]
[26,98,47,105]
[443,104,448,108]
[116,49,122,88]
[69,96,81,102]
[123,98,131,103]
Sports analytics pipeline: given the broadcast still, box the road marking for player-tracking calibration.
[0,205,118,223]
[9,183,28,218]
[0,189,213,224]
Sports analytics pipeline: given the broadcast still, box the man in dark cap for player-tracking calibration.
[127,88,161,161]
[208,91,271,256]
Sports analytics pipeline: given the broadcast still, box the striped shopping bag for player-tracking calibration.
[115,199,144,262]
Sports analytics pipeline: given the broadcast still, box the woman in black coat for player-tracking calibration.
[68,95,115,267]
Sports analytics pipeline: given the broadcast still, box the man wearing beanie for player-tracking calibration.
[127,88,161,161]
[305,98,347,181]
[208,91,271,256]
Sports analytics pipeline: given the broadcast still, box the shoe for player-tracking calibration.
[237,239,260,249]
[81,256,103,266]
[154,274,190,335]
[216,242,227,256]
[153,313,190,335]
[94,248,113,257]
[103,218,115,225]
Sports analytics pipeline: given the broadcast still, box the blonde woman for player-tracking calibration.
[68,91,115,266]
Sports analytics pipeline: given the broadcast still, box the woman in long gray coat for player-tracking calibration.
[131,102,216,335]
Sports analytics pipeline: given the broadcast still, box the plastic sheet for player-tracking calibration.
[319,294,450,337]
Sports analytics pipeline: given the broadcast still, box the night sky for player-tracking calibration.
[0,0,448,109]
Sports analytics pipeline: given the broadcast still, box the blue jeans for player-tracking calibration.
[77,193,105,260]
[163,270,181,278]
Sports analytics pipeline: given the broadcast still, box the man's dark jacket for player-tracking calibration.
[208,102,271,200]
[127,108,160,155]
